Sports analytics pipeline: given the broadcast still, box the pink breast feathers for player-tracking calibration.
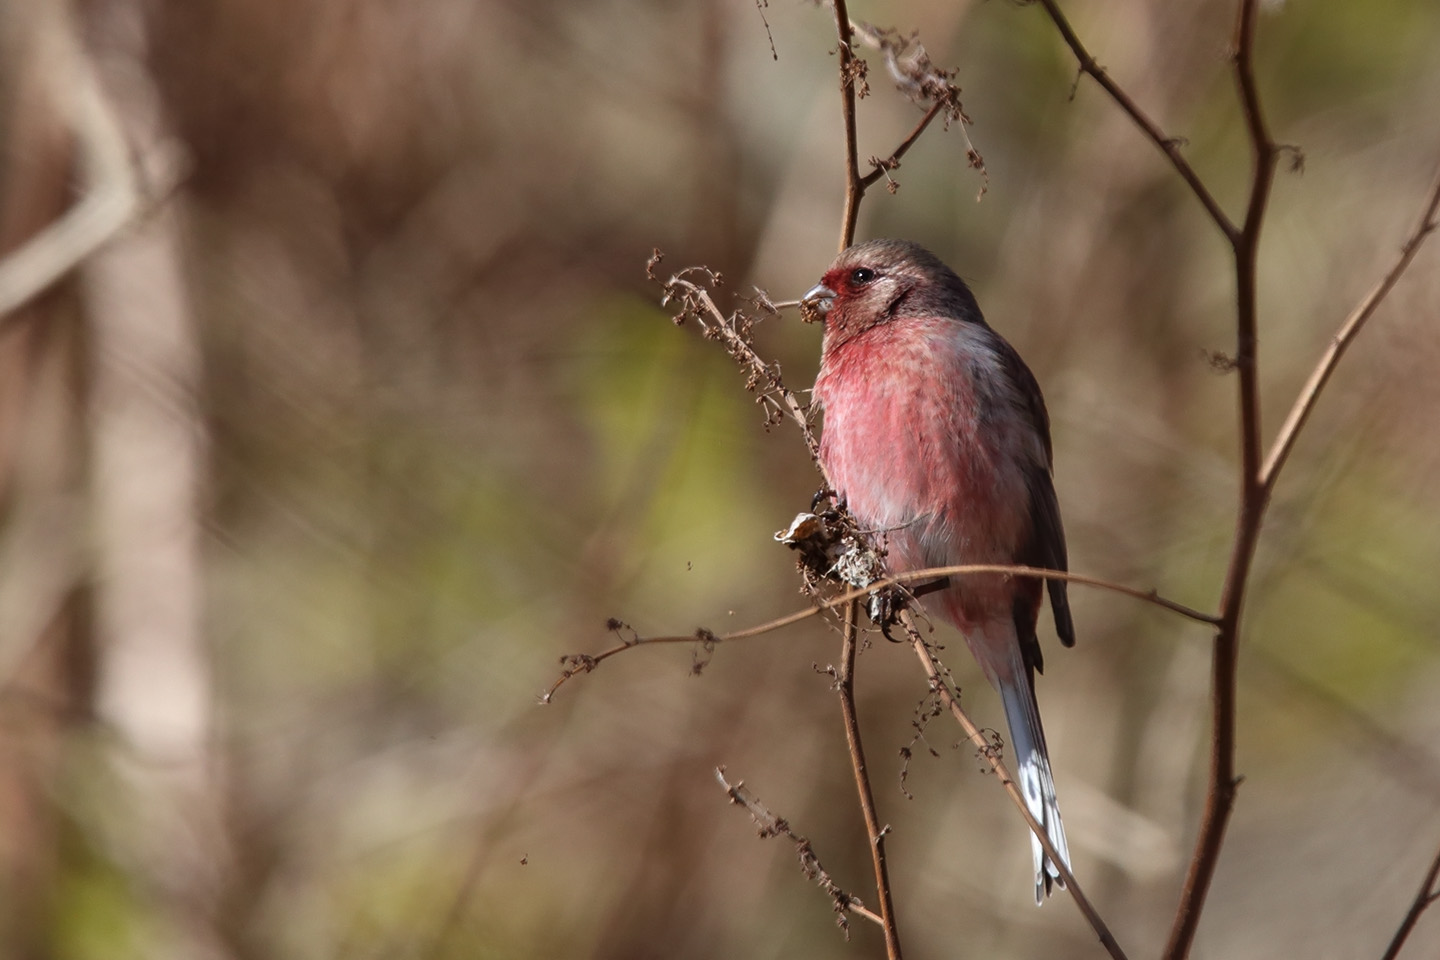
[816,317,1034,627]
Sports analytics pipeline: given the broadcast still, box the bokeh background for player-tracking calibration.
[3,0,1440,957]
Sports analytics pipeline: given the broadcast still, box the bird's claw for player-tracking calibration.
[811,488,846,518]
[868,586,907,641]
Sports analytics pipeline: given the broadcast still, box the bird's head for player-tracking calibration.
[802,239,984,346]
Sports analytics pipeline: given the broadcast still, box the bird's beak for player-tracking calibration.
[802,283,836,315]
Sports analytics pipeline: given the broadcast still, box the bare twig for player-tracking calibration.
[858,100,945,191]
[836,599,904,958]
[1380,843,1440,960]
[900,563,1218,627]
[825,2,985,246]
[715,766,884,933]
[754,0,777,62]
[1260,163,1440,495]
[900,611,1129,960]
[1228,0,1278,485]
[541,561,1216,702]
[1031,0,1235,239]
[1162,2,1279,954]
[847,19,988,200]
[831,0,864,252]
[659,269,823,463]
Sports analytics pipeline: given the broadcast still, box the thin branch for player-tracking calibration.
[1260,163,1440,494]
[1031,0,1236,239]
[1164,2,1278,956]
[715,766,885,933]
[836,599,904,958]
[845,18,988,199]
[829,4,983,244]
[1232,0,1278,235]
[660,270,824,463]
[1228,0,1277,488]
[859,100,946,190]
[831,0,863,252]
[540,612,810,703]
[1380,843,1440,960]
[541,561,1217,702]
[903,563,1219,626]
[900,611,1128,960]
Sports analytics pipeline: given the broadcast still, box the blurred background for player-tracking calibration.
[2,0,1440,957]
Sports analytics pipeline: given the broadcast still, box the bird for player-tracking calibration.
[802,238,1075,903]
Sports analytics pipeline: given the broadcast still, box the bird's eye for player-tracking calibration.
[850,267,876,286]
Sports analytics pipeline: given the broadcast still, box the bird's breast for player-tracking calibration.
[815,319,1033,573]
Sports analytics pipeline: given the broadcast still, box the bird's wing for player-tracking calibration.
[995,337,1076,651]
[1025,465,1075,649]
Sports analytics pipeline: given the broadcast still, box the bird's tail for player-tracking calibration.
[998,670,1071,904]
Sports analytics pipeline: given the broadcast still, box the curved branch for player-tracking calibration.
[903,563,1219,626]
[1032,0,1235,239]
[1261,163,1440,494]
[541,562,1215,701]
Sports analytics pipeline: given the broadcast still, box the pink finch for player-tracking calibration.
[804,239,1075,902]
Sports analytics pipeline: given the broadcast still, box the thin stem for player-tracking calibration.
[1261,163,1440,494]
[838,599,903,959]
[665,276,825,463]
[831,0,863,252]
[1229,0,1276,487]
[858,100,946,190]
[900,563,1219,626]
[902,612,1128,960]
[715,767,887,930]
[1163,2,1277,956]
[1380,842,1440,960]
[1032,0,1236,239]
[542,561,1218,702]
